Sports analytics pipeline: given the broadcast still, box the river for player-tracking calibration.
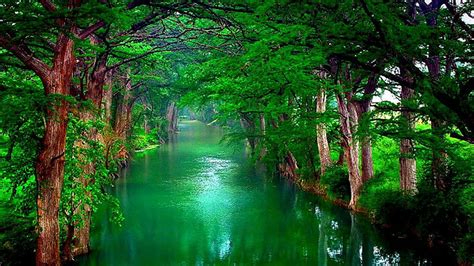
[80,120,448,265]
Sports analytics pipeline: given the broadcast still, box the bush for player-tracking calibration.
[131,128,159,151]
[320,165,350,200]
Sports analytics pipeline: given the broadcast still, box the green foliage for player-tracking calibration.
[60,113,123,235]
[320,166,350,201]
[131,128,159,151]
[0,209,35,265]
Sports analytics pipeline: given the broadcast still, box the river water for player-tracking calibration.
[80,121,447,265]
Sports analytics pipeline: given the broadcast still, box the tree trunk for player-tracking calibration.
[239,114,257,152]
[114,74,133,165]
[258,114,267,159]
[36,33,75,266]
[166,101,178,133]
[431,119,449,190]
[360,138,373,182]
[103,71,113,124]
[5,136,14,161]
[336,93,362,209]
[280,151,299,181]
[316,88,331,176]
[66,54,108,259]
[423,3,449,191]
[114,76,133,140]
[399,68,417,192]
[353,74,377,182]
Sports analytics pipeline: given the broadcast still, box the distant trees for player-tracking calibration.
[0,0,472,264]
[1,0,249,264]
[180,0,472,261]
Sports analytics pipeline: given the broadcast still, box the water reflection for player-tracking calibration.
[80,121,451,265]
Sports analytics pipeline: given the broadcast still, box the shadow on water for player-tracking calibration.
[79,121,454,265]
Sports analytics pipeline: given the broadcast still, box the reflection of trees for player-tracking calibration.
[86,122,444,264]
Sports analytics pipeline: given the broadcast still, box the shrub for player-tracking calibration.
[320,165,350,200]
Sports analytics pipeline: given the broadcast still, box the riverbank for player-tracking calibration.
[286,173,470,265]
[134,144,159,153]
[79,121,461,265]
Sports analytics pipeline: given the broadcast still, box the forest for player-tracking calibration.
[0,0,473,265]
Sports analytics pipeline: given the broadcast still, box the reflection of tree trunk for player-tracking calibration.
[346,214,362,265]
[317,211,328,266]
[316,88,331,176]
[336,93,362,209]
[399,68,417,192]
[35,33,75,266]
[361,230,374,266]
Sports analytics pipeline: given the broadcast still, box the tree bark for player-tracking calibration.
[336,93,362,209]
[166,101,179,133]
[258,114,267,159]
[239,113,257,152]
[399,68,417,192]
[114,75,133,140]
[353,73,377,182]
[421,2,449,191]
[316,88,331,176]
[431,119,449,190]
[66,54,108,259]
[36,33,75,266]
[281,151,299,181]
[113,73,133,165]
[103,71,113,123]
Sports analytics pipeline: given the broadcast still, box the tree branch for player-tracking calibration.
[78,21,106,40]
[0,34,50,81]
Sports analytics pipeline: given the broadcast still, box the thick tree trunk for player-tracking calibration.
[114,78,133,140]
[280,151,299,181]
[61,225,75,261]
[431,119,449,190]
[103,71,113,123]
[336,94,362,209]
[422,4,449,191]
[336,144,345,166]
[239,114,257,152]
[316,88,331,176]
[5,136,14,161]
[258,114,267,159]
[166,101,178,133]
[63,55,109,260]
[399,69,417,192]
[360,138,373,182]
[428,49,449,190]
[353,74,377,182]
[36,33,75,266]
[114,74,133,165]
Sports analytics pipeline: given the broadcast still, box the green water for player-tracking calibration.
[80,121,450,265]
